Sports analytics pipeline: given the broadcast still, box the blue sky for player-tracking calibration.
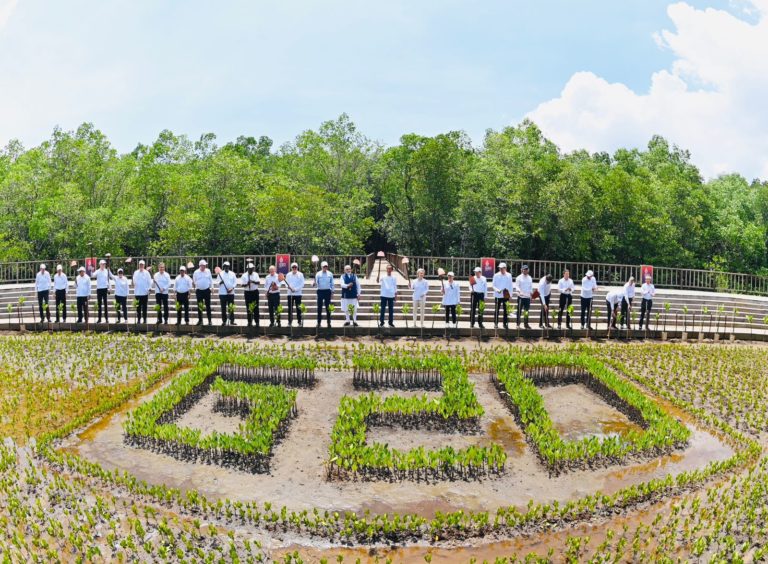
[1,1,767,177]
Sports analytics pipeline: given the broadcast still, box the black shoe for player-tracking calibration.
[176,321,181,326]
[344,321,350,327]
[97,318,102,324]
[479,322,484,328]
[269,322,274,327]
[567,324,572,330]
[247,321,252,327]
[231,321,237,325]
[76,319,83,324]
[317,322,321,327]
[525,324,531,329]
[353,322,359,327]
[327,322,331,328]
[388,322,395,327]
[156,320,162,325]
[196,320,203,326]
[503,323,508,329]
[379,322,384,328]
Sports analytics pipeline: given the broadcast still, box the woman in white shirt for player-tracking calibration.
[441,272,460,328]
[411,269,429,327]
[638,274,656,330]
[537,274,553,328]
[620,276,636,328]
[557,269,575,329]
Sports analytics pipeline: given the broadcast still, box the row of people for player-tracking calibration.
[32,260,657,330]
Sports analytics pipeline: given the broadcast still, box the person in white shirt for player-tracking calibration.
[378,264,398,327]
[75,266,91,323]
[620,276,636,328]
[314,261,334,328]
[580,270,598,330]
[35,264,52,322]
[284,262,305,327]
[193,259,213,325]
[241,262,261,327]
[605,288,625,329]
[264,265,282,327]
[515,265,533,329]
[638,274,656,330]
[173,266,192,325]
[493,263,513,329]
[538,274,553,328]
[441,271,461,327]
[411,269,429,327]
[114,268,130,322]
[153,262,172,324]
[339,265,361,327]
[93,259,114,324]
[470,267,487,329]
[217,261,237,326]
[132,260,152,324]
[557,269,575,329]
[53,264,68,323]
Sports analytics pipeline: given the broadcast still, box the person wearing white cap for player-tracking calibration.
[153,262,171,324]
[411,268,429,327]
[75,266,91,323]
[605,287,625,330]
[339,264,361,327]
[53,264,68,323]
[638,274,656,330]
[557,269,575,329]
[314,260,334,327]
[193,259,213,325]
[469,267,487,329]
[264,265,282,327]
[537,274,553,328]
[285,262,305,326]
[241,263,260,327]
[114,268,130,322]
[441,271,460,327]
[515,265,533,329]
[132,260,152,324]
[492,262,513,329]
[173,266,192,325]
[35,264,52,322]
[93,259,114,323]
[378,264,397,327]
[217,261,237,325]
[620,276,636,329]
[580,270,598,330]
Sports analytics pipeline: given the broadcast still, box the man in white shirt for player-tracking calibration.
[174,266,192,325]
[379,264,398,327]
[53,264,68,323]
[580,270,598,330]
[557,269,575,329]
[241,262,261,327]
[638,274,656,330]
[605,288,625,329]
[114,268,130,322]
[492,262,513,329]
[153,262,172,324]
[470,267,487,328]
[314,261,334,328]
[538,274,553,328]
[35,264,52,322]
[285,262,305,327]
[132,260,152,324]
[441,271,461,327]
[264,265,282,327]
[620,276,636,329]
[217,261,237,326]
[75,266,91,323]
[93,259,114,324]
[411,268,429,327]
[193,259,213,326]
[515,265,533,329]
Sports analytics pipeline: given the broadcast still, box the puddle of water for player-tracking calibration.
[485,416,526,454]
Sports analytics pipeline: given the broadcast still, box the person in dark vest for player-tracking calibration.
[340,264,361,327]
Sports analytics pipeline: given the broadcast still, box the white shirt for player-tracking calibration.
[264,273,281,294]
[94,268,113,290]
[53,272,68,291]
[75,274,91,298]
[641,282,656,300]
[241,272,261,292]
[217,270,237,296]
[471,275,488,294]
[412,278,429,301]
[442,281,460,306]
[380,274,398,298]
[515,274,533,298]
[492,272,513,299]
[154,271,171,294]
[114,276,130,297]
[624,282,636,299]
[581,276,598,299]
[558,277,575,295]
[538,277,552,298]
[174,274,192,293]
[193,268,212,290]
[285,271,304,296]
[35,271,52,292]
[605,288,625,306]
[132,269,152,296]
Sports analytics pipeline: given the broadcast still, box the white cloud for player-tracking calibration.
[0,0,18,29]
[527,1,768,180]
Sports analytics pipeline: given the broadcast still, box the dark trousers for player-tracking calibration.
[317,289,332,325]
[55,289,66,322]
[580,297,593,327]
[97,288,109,321]
[219,294,235,324]
[444,305,457,324]
[77,296,88,322]
[287,295,302,325]
[639,299,653,329]
[539,294,551,326]
[176,292,189,324]
[156,293,169,323]
[516,297,531,325]
[495,297,509,326]
[116,295,128,321]
[196,288,212,323]
[558,293,573,326]
[136,295,149,323]
[606,300,619,328]
[37,290,50,321]
[267,292,280,325]
[620,296,633,326]
[470,292,485,325]
[379,296,394,325]
[245,290,260,326]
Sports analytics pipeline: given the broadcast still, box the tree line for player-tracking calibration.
[1,114,766,274]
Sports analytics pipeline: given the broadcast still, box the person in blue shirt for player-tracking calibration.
[314,261,334,328]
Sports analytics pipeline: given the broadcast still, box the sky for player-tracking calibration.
[1,0,767,179]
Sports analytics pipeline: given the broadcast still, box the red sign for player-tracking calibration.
[481,257,495,279]
[85,257,98,276]
[276,254,291,275]
[641,265,654,281]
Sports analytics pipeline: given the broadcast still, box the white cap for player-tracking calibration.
[78,266,86,272]
[223,261,230,267]
[586,270,594,277]
[499,262,507,269]
[447,271,455,277]
[321,261,328,267]
[99,259,106,265]
[291,262,298,268]
[117,268,124,273]
[474,267,481,273]
[199,259,207,266]
[247,262,254,268]
[139,259,146,265]
[56,264,62,271]
[179,266,187,271]
[40,263,46,270]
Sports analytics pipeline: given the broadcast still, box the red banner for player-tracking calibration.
[641,265,654,281]
[85,257,98,276]
[481,257,495,279]
[276,254,291,275]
